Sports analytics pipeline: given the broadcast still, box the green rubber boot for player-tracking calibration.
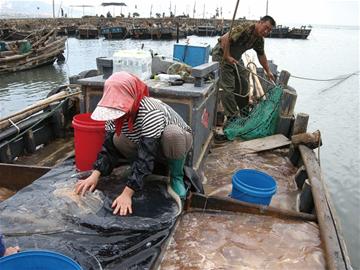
[168,158,186,199]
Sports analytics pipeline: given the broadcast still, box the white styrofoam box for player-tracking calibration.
[113,50,152,80]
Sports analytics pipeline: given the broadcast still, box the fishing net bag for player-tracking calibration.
[224,85,283,140]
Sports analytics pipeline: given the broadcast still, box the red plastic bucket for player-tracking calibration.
[72,113,105,171]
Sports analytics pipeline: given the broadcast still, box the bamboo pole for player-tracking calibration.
[0,89,80,130]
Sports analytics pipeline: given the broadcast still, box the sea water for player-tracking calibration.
[0,25,359,269]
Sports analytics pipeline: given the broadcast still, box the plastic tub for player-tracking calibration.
[0,250,82,270]
[230,169,277,205]
[72,113,105,171]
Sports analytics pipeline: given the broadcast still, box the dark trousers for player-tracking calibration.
[219,62,249,118]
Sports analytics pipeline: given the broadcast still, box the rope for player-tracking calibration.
[233,63,249,98]
[8,119,20,134]
[319,72,359,93]
[291,71,359,82]
[291,71,359,93]
[221,61,276,98]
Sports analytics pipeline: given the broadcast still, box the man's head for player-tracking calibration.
[255,15,276,37]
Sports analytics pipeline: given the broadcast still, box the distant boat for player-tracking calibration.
[131,26,151,39]
[101,26,129,40]
[77,24,99,39]
[0,30,66,74]
[268,25,289,38]
[195,25,218,37]
[150,26,187,40]
[287,25,311,39]
[268,25,311,39]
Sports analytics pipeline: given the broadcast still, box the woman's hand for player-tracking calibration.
[112,186,135,216]
[4,246,20,256]
[75,170,101,196]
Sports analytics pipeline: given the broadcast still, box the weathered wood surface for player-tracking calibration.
[276,114,293,137]
[14,138,74,167]
[189,193,317,221]
[292,112,309,135]
[299,145,351,270]
[280,87,297,116]
[292,130,322,149]
[278,70,291,87]
[0,163,51,190]
[214,134,291,155]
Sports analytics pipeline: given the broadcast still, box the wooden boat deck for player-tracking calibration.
[160,211,325,269]
[203,135,298,211]
[14,138,74,167]
[0,138,73,202]
[158,135,328,269]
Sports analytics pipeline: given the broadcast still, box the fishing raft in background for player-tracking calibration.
[0,29,66,74]
[268,25,312,39]
[0,51,352,269]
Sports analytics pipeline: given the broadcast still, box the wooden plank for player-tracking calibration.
[299,145,350,270]
[0,163,51,190]
[189,193,317,222]
[215,134,291,155]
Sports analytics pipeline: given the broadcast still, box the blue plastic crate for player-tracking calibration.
[173,43,210,67]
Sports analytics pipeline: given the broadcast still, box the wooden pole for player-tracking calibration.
[279,87,297,117]
[299,145,350,270]
[278,70,291,87]
[292,112,309,135]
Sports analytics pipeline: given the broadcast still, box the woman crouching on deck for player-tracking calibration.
[75,71,193,216]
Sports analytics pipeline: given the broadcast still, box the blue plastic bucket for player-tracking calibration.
[0,250,82,270]
[231,169,277,205]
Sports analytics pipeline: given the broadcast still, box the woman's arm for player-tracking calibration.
[112,136,161,216]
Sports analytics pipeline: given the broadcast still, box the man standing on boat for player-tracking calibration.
[212,15,276,120]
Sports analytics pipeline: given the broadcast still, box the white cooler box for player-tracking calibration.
[113,50,152,80]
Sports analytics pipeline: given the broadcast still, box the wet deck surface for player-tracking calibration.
[160,140,326,269]
[203,145,299,211]
[160,212,326,269]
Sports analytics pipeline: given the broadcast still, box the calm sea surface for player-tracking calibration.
[0,25,359,269]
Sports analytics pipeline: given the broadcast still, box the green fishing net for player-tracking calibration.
[224,85,283,141]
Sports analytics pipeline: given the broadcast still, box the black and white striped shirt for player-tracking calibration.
[105,97,191,143]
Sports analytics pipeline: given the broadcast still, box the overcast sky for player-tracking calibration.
[1,0,359,26]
